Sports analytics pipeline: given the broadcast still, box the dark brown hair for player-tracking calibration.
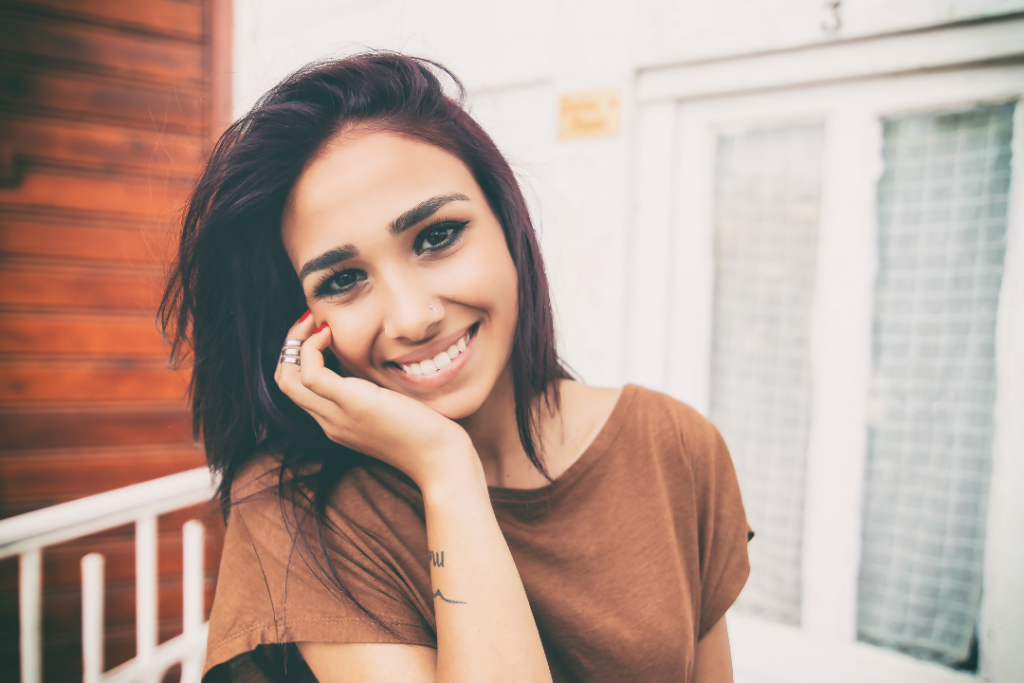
[159,52,570,631]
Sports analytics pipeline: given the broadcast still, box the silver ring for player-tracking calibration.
[429,304,438,322]
[283,340,303,347]
[280,356,301,365]
[281,348,300,357]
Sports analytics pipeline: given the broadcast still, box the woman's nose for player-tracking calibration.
[380,275,439,341]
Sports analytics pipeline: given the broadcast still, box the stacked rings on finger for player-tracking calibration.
[280,339,302,366]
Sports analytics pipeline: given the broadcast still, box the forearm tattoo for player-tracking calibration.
[428,550,466,604]
[432,589,467,604]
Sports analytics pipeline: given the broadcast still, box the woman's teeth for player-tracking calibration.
[401,332,471,376]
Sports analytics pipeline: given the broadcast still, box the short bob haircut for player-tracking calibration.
[159,52,571,587]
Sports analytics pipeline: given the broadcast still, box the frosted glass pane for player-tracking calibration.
[710,123,824,626]
[858,103,1013,667]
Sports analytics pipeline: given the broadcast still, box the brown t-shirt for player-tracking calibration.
[203,385,751,682]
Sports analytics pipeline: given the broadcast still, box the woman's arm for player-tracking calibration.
[299,449,550,683]
[693,616,734,683]
[278,319,551,683]
[424,448,551,681]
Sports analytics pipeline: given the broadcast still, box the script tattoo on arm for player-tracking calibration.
[432,589,467,604]
[428,550,466,603]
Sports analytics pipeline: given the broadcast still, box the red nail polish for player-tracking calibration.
[314,322,329,334]
[299,309,311,322]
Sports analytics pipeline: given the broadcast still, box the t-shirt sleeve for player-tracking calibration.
[679,407,752,640]
[202,460,436,679]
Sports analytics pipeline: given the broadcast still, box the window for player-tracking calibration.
[710,123,824,626]
[858,103,1013,667]
[632,37,1024,679]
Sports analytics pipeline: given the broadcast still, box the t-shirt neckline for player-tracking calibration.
[487,384,639,505]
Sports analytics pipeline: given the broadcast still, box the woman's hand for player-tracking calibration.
[274,311,475,490]
[278,311,552,683]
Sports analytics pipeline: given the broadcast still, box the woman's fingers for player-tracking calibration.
[274,311,338,419]
[274,309,316,383]
[299,323,352,402]
[278,315,401,453]
[299,323,383,414]
[275,316,361,423]
[299,322,331,374]
[287,308,316,341]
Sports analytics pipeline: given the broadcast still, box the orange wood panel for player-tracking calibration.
[0,359,190,404]
[0,1,228,677]
[0,0,205,41]
[0,167,189,218]
[0,406,193,450]
[0,15,205,84]
[0,66,205,132]
[0,116,204,175]
[0,216,176,265]
[0,262,165,310]
[0,455,205,518]
[0,311,170,356]
[209,0,233,138]
[0,445,206,498]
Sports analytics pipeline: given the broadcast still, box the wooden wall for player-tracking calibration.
[0,0,230,679]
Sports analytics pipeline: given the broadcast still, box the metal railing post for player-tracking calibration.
[82,553,105,683]
[19,549,42,683]
[181,521,205,683]
[135,514,158,683]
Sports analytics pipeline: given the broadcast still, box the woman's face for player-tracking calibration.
[280,130,519,419]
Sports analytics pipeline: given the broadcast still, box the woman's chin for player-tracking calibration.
[415,388,488,422]
[353,358,505,422]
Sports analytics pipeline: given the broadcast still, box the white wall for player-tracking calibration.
[231,0,1024,386]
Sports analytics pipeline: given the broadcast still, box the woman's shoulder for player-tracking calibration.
[607,384,727,462]
[600,383,716,433]
[557,380,621,424]
[553,381,723,471]
[229,452,285,503]
[226,450,422,531]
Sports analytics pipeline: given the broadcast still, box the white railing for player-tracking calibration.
[0,467,218,683]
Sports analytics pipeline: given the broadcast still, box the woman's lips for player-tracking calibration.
[398,327,473,376]
[389,324,477,387]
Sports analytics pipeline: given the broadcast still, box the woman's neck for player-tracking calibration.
[457,366,558,489]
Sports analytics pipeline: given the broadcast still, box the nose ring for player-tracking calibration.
[429,304,438,322]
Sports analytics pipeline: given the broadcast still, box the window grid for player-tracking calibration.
[710,123,824,626]
[858,103,1014,667]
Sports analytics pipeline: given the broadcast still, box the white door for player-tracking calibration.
[628,21,1024,683]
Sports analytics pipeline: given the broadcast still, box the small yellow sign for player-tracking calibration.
[559,88,621,140]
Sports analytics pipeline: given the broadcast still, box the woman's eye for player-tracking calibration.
[415,220,467,253]
[316,269,366,297]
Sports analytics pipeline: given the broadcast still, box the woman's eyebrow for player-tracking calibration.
[298,194,469,283]
[299,244,358,282]
[389,193,469,236]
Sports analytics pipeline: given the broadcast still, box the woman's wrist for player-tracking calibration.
[417,438,487,504]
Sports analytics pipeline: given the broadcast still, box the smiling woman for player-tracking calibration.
[159,53,751,683]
